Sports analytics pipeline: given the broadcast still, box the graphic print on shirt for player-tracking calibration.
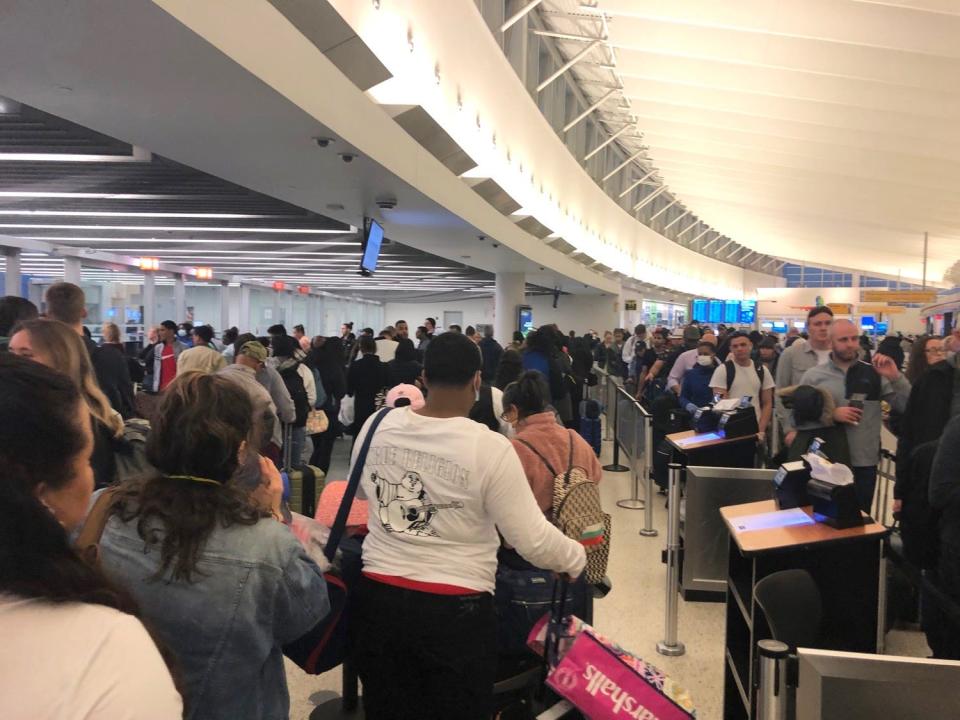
[371,470,463,537]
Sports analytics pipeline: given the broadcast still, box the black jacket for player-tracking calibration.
[896,360,958,500]
[347,354,387,433]
[479,336,503,383]
[84,336,135,418]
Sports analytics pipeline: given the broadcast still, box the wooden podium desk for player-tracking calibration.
[667,430,758,469]
[719,500,888,720]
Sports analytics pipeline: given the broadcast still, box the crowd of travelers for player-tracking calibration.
[3,282,960,719]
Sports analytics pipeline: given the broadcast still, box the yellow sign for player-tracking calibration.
[858,304,906,315]
[827,303,853,314]
[862,290,937,304]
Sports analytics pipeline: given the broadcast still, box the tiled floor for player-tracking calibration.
[286,430,929,719]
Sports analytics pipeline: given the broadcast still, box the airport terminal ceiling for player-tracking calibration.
[0,0,955,297]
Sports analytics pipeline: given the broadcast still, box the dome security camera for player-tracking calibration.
[339,152,356,163]
[313,137,334,148]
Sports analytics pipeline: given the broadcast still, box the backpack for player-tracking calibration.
[723,359,764,395]
[516,433,611,585]
[279,363,310,427]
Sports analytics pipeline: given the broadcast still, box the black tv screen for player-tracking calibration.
[360,219,384,275]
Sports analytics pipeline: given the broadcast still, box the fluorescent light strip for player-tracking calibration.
[0,191,191,200]
[0,224,351,234]
[0,210,279,219]
[13,235,353,246]
[0,152,146,162]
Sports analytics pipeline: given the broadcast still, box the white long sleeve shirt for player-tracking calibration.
[352,407,585,593]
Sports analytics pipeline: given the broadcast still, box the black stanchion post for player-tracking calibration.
[603,386,629,473]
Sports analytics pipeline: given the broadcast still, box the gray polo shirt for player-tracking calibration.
[798,358,910,467]
[775,339,831,432]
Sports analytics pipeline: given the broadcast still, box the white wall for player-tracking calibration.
[384,292,618,341]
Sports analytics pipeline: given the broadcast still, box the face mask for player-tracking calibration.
[697,355,714,367]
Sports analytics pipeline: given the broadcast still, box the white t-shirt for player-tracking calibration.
[814,348,831,365]
[0,595,182,720]
[375,338,398,363]
[710,360,776,420]
[352,407,585,593]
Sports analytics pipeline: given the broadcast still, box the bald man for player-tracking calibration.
[797,319,911,512]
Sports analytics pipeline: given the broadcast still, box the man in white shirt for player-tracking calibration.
[710,331,775,443]
[351,332,585,720]
[621,323,647,378]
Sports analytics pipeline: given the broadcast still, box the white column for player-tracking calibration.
[272,290,281,326]
[219,281,230,332]
[3,247,22,297]
[174,273,186,323]
[284,292,294,327]
[306,294,318,336]
[142,272,156,340]
[494,272,525,345]
[239,285,251,331]
[63,256,82,284]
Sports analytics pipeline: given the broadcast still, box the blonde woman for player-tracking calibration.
[10,318,124,488]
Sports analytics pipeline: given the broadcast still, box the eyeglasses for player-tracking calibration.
[925,347,946,355]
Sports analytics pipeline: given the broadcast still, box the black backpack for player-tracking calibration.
[469,383,499,432]
[723,359,764,395]
[279,364,310,427]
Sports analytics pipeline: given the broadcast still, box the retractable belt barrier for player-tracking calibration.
[657,463,685,657]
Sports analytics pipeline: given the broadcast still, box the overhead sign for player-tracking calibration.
[862,290,937,304]
[624,299,637,311]
[858,304,906,314]
[827,303,853,314]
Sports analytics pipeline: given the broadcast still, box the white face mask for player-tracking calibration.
[697,355,714,367]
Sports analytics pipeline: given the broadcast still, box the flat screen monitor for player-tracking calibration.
[797,648,960,719]
[360,219,384,276]
[761,321,774,330]
[876,322,888,335]
[739,300,757,325]
[708,299,723,324]
[517,305,534,336]
[724,299,740,324]
[692,299,708,323]
[772,321,788,333]
[861,314,875,331]
[125,306,143,324]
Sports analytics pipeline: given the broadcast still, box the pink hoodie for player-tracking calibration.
[511,412,603,513]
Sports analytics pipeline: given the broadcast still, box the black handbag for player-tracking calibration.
[283,407,392,674]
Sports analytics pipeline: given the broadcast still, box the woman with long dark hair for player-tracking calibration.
[0,354,181,717]
[906,334,945,384]
[308,335,347,473]
[98,373,329,720]
[386,337,422,388]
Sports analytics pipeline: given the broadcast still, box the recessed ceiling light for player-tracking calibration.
[0,223,349,234]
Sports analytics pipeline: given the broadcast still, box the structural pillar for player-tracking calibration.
[494,272,525,345]
[142,272,156,340]
[219,280,230,333]
[174,273,186,323]
[63,256,82,285]
[306,294,318,336]
[3,247,22,297]
[272,289,281,326]
[239,285,251,331]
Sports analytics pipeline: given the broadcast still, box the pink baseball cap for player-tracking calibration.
[385,383,425,410]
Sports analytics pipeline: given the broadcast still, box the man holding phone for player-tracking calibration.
[798,319,911,511]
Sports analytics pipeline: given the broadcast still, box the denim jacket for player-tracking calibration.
[99,511,329,720]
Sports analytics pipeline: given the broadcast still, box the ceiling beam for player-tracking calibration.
[536,40,601,93]
[500,0,543,32]
[563,89,617,133]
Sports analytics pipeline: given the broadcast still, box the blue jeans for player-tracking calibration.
[852,465,878,514]
[287,425,305,470]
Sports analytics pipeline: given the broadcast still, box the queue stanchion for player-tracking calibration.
[768,413,781,468]
[639,413,658,537]
[603,371,614,442]
[603,384,629,473]
[616,395,644,509]
[755,640,790,720]
[657,462,685,656]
